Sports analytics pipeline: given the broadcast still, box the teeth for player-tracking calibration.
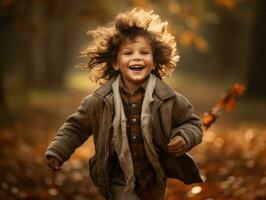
[129,66,144,70]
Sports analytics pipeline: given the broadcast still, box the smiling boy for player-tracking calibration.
[113,36,154,92]
[45,8,203,200]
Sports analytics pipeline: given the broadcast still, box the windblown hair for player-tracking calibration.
[79,7,179,83]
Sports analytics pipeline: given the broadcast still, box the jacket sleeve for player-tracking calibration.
[170,93,203,150]
[45,95,95,163]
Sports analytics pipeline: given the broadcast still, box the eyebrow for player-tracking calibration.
[120,46,152,50]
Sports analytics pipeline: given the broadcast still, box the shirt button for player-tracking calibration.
[133,152,137,156]
[132,103,137,108]
[132,136,137,140]
[132,118,137,122]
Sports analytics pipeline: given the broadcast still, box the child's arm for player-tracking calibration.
[46,156,62,171]
[168,94,203,156]
[45,96,95,168]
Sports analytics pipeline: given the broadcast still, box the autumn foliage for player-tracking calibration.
[203,83,246,129]
[1,84,266,200]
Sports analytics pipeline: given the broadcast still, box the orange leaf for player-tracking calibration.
[217,83,245,109]
[232,83,245,95]
[203,83,245,129]
[224,98,236,112]
[203,112,218,129]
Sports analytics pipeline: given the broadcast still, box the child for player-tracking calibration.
[45,8,203,200]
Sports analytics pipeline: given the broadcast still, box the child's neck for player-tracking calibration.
[121,77,148,94]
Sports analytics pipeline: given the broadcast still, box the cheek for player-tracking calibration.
[147,57,155,68]
[118,56,130,66]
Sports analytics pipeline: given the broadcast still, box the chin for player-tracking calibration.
[132,77,149,85]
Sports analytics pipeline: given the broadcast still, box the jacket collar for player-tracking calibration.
[93,75,176,101]
[93,76,116,98]
[154,78,176,100]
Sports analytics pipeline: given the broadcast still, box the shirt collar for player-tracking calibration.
[93,75,176,101]
[119,78,147,95]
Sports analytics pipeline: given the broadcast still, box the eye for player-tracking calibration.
[122,50,132,55]
[140,49,152,55]
[141,51,150,54]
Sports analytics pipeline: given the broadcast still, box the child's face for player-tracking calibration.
[114,35,154,87]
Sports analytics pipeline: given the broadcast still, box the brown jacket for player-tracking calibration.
[45,76,203,198]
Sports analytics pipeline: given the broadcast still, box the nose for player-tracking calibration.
[132,52,142,61]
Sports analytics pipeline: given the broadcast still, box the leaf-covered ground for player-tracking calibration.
[0,90,266,200]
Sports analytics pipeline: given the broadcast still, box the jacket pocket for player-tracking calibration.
[160,153,203,184]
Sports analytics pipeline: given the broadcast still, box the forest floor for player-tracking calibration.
[1,72,266,200]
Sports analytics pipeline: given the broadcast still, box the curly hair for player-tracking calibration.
[79,7,179,83]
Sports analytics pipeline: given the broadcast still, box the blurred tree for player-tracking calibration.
[45,1,71,87]
[0,1,17,111]
[0,0,128,114]
[0,28,5,111]
[0,0,77,114]
[0,61,5,111]
[0,0,263,116]
[247,0,266,98]
[25,0,74,88]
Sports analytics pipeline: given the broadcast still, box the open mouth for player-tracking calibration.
[129,65,144,71]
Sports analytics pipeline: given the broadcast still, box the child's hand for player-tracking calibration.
[168,135,188,157]
[46,156,62,171]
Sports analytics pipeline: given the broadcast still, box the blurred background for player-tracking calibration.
[0,0,266,199]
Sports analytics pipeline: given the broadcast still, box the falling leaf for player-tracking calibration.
[203,83,245,129]
[203,112,218,129]
[218,83,245,111]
